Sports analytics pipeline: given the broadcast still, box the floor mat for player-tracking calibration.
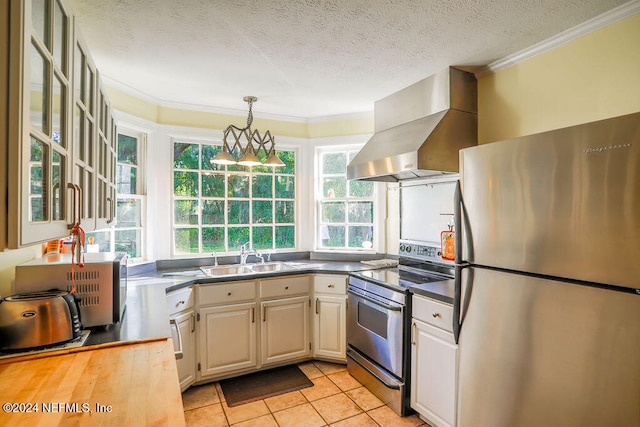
[219,364,313,407]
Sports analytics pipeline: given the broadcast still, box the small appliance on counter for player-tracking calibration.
[14,252,128,327]
[0,290,82,351]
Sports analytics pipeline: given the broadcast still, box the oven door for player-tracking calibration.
[347,284,405,378]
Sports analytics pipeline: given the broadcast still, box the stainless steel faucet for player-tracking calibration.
[211,251,218,266]
[240,242,264,265]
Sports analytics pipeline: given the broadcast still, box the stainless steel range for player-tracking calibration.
[347,243,454,416]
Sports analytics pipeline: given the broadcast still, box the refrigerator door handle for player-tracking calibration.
[453,265,465,344]
[454,180,463,266]
[453,179,470,344]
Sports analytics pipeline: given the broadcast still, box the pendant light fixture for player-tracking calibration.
[211,96,285,168]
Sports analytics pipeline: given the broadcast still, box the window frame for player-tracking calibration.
[171,138,298,256]
[86,127,147,263]
[315,145,383,253]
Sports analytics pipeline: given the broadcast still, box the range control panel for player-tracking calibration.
[399,242,451,264]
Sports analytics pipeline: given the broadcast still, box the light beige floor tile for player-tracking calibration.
[330,412,379,427]
[327,370,362,391]
[182,383,221,411]
[313,360,347,375]
[367,406,425,427]
[231,413,278,427]
[345,386,385,411]
[273,402,327,427]
[264,390,307,412]
[298,361,325,379]
[311,393,363,424]
[300,375,342,401]
[222,399,270,425]
[184,402,228,427]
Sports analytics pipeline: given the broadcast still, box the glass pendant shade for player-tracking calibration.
[211,148,236,165]
[264,151,285,167]
[237,147,261,166]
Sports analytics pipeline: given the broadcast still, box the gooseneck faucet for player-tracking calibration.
[239,242,264,265]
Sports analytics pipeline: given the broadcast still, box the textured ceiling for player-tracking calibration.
[65,0,630,119]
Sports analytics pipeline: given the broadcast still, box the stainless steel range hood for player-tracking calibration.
[348,67,477,182]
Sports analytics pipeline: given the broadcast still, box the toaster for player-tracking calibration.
[0,290,82,351]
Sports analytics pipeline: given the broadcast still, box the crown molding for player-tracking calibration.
[476,0,640,78]
[307,111,373,123]
[102,75,359,123]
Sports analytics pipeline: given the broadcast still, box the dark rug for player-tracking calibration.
[219,365,313,407]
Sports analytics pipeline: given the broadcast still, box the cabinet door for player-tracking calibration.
[7,0,74,247]
[94,79,115,230]
[71,26,97,230]
[261,296,310,366]
[199,303,257,378]
[411,319,458,427]
[313,295,346,361]
[171,309,196,391]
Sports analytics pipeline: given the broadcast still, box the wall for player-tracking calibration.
[478,13,640,144]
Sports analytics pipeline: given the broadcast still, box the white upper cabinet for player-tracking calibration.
[7,0,74,247]
[4,0,117,248]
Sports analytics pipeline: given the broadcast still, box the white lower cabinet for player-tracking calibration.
[260,295,310,366]
[195,275,312,381]
[312,274,347,361]
[411,294,459,427]
[197,280,257,379]
[171,310,197,391]
[199,302,257,377]
[167,287,196,391]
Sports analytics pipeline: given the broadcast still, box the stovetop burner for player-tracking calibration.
[354,261,453,293]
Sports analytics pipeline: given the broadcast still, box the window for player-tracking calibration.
[172,141,296,254]
[87,131,146,261]
[317,149,375,250]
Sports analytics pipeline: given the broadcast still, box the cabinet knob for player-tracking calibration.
[285,286,289,290]
[227,292,232,296]
[176,300,185,307]
[432,312,441,318]
[328,284,335,288]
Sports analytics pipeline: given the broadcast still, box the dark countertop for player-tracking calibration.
[85,260,379,346]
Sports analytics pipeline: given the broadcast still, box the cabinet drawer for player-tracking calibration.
[313,274,347,295]
[199,281,256,305]
[167,287,194,316]
[412,295,454,333]
[260,276,310,299]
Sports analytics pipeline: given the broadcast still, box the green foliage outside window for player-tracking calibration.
[173,141,296,254]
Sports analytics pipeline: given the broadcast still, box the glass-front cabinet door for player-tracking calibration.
[95,78,117,230]
[72,25,97,230]
[7,0,74,247]
[6,0,118,249]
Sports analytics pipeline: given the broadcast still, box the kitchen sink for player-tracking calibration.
[200,262,298,276]
[249,262,296,273]
[200,264,253,276]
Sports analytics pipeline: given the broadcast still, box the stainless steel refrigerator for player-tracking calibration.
[454,112,640,427]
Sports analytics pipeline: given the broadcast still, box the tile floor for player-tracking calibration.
[182,361,428,427]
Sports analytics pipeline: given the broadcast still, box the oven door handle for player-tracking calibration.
[347,288,403,312]
[346,349,401,390]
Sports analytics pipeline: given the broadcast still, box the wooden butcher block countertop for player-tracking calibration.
[0,339,185,426]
